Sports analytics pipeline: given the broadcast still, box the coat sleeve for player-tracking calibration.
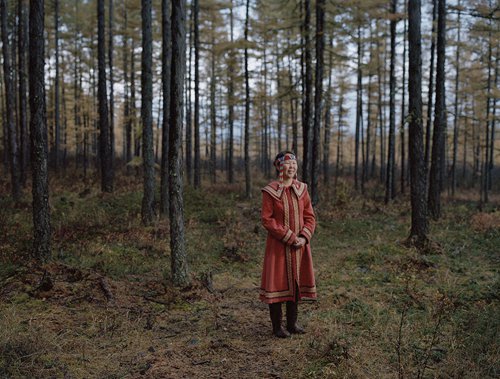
[299,189,315,244]
[261,191,298,246]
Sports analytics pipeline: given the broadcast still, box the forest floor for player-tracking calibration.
[0,171,499,378]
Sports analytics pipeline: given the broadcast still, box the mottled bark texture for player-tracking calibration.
[29,0,51,260]
[1,0,21,200]
[97,0,113,192]
[428,0,446,220]
[169,0,190,287]
[160,0,172,216]
[141,0,155,224]
[407,0,428,246]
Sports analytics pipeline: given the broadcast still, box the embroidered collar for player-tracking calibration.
[262,180,306,200]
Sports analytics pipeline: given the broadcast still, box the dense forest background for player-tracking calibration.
[0,0,499,377]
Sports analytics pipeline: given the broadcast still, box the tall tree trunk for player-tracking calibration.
[425,0,437,171]
[193,0,201,188]
[54,0,60,172]
[131,43,139,158]
[141,0,155,224]
[185,2,193,185]
[276,41,282,153]
[18,0,29,186]
[1,0,21,200]
[122,7,132,172]
[323,38,333,186]
[400,6,407,194]
[451,2,461,196]
[385,0,397,204]
[209,35,217,184]
[302,0,312,185]
[160,0,172,217]
[97,0,113,192]
[428,0,446,220]
[29,0,50,260]
[169,0,189,287]
[354,24,362,191]
[489,46,498,191]
[244,0,251,198]
[227,1,235,183]
[108,0,115,165]
[481,19,493,204]
[376,20,385,184]
[335,93,344,188]
[312,0,324,205]
[407,0,428,246]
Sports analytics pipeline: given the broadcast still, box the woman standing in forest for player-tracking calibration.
[260,151,317,338]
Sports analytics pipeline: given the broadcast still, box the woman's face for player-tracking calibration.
[282,159,298,180]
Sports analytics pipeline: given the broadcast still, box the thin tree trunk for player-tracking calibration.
[451,2,461,196]
[481,21,493,204]
[193,0,201,188]
[185,2,193,185]
[227,1,235,183]
[97,0,113,192]
[244,0,251,198]
[400,6,407,194]
[312,0,324,205]
[425,0,437,171]
[108,0,115,166]
[489,47,498,191]
[160,0,172,217]
[354,24,362,191]
[54,0,60,172]
[122,7,132,173]
[169,0,189,287]
[18,0,29,186]
[141,0,155,224]
[323,37,333,186]
[1,0,21,200]
[29,0,50,260]
[209,34,217,184]
[302,0,312,185]
[385,0,397,203]
[407,0,428,246]
[428,0,446,220]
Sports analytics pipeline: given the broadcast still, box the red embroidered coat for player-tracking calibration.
[259,180,317,304]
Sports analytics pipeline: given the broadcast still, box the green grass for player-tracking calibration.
[0,176,498,378]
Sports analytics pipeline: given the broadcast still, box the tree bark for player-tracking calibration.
[108,0,115,165]
[385,0,397,203]
[428,0,446,220]
[160,0,172,217]
[97,0,113,192]
[193,0,201,188]
[400,6,407,194]
[311,0,324,205]
[302,0,312,185]
[169,0,190,287]
[407,0,428,246]
[54,0,61,172]
[354,25,362,192]
[18,0,29,186]
[1,0,21,200]
[29,0,50,261]
[244,0,251,198]
[185,2,193,185]
[425,0,437,171]
[451,2,461,196]
[141,0,155,224]
[227,1,235,183]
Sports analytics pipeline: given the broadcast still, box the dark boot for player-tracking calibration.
[286,301,305,334]
[269,303,290,338]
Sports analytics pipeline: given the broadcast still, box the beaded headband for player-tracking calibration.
[274,153,297,187]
